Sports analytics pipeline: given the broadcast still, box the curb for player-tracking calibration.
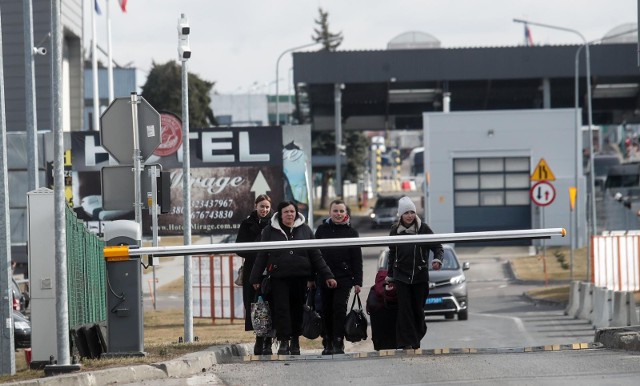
[5,344,251,386]
[594,326,640,351]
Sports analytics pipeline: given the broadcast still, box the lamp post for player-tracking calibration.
[275,39,339,125]
[513,18,595,279]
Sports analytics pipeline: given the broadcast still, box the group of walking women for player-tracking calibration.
[235,194,443,355]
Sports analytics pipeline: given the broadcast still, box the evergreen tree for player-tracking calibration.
[311,7,343,51]
[141,61,216,127]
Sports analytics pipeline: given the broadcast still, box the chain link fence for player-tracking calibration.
[65,206,106,328]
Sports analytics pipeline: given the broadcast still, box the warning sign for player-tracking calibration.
[531,158,556,181]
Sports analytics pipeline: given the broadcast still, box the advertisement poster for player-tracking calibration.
[70,125,284,236]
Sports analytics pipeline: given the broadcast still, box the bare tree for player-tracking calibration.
[311,7,343,51]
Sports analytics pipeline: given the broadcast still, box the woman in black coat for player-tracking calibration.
[250,201,337,355]
[314,199,363,355]
[385,196,444,350]
[235,194,273,355]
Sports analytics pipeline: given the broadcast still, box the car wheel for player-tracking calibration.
[444,313,455,320]
[457,309,468,321]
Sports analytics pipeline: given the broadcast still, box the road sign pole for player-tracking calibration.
[130,93,143,225]
[149,165,159,310]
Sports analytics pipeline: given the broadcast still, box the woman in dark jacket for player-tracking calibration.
[314,199,363,355]
[250,200,337,355]
[385,196,444,350]
[235,194,273,355]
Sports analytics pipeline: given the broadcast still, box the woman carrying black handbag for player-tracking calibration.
[314,199,363,355]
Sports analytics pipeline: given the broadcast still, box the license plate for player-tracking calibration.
[426,297,443,304]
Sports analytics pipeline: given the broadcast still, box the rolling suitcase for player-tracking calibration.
[366,286,398,351]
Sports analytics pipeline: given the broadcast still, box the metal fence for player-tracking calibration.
[65,206,106,328]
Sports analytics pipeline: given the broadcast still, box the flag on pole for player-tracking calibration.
[118,0,128,12]
[525,24,534,46]
[94,0,102,15]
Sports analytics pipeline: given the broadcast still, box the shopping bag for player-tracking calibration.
[234,264,244,286]
[302,288,322,340]
[344,293,368,342]
[251,296,273,337]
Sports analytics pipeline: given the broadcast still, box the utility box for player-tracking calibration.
[27,188,57,368]
[103,220,144,356]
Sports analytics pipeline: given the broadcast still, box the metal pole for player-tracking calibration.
[0,6,16,374]
[275,40,335,126]
[130,93,142,226]
[110,228,568,258]
[24,0,39,191]
[572,45,581,281]
[150,166,158,310]
[52,0,72,366]
[91,0,100,131]
[334,83,342,197]
[106,0,114,103]
[180,17,193,342]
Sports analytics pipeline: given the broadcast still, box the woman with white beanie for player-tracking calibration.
[385,196,444,350]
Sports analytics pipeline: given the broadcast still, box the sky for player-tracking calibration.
[85,0,637,95]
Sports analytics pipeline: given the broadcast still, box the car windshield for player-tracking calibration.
[379,247,460,270]
[376,198,397,209]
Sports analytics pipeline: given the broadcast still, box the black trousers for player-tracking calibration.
[270,276,307,339]
[394,280,429,349]
[320,278,352,340]
[242,258,261,331]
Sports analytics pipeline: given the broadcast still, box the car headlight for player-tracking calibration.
[370,213,376,219]
[14,321,30,330]
[449,274,465,285]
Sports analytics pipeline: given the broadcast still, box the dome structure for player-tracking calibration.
[602,23,637,43]
[387,31,441,50]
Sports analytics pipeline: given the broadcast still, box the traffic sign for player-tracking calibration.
[531,158,556,181]
[100,96,161,163]
[530,180,556,206]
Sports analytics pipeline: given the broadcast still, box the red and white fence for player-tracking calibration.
[192,254,244,322]
[593,233,640,291]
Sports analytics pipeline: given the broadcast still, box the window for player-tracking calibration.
[454,157,530,207]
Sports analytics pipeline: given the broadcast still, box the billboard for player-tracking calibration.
[70,126,285,235]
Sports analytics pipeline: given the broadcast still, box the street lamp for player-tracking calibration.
[513,18,596,279]
[275,38,339,125]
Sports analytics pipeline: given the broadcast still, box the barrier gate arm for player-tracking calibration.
[104,228,566,260]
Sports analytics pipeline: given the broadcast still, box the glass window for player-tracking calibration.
[480,174,504,189]
[454,159,478,173]
[480,191,504,206]
[505,157,530,172]
[455,192,478,206]
[506,191,530,205]
[455,175,478,189]
[505,173,530,188]
[480,158,503,172]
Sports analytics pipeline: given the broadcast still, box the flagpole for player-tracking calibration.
[106,0,114,102]
[91,1,100,131]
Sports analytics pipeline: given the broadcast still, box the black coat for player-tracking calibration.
[387,221,444,284]
[235,210,272,263]
[249,213,334,284]
[314,219,363,286]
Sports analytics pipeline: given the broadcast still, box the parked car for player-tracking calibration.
[369,195,402,229]
[377,244,470,320]
[10,277,28,311]
[13,310,31,349]
[589,154,622,192]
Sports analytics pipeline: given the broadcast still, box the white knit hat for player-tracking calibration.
[397,196,417,216]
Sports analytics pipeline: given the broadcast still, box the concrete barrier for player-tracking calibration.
[564,281,581,317]
[575,282,594,321]
[611,291,640,327]
[591,287,613,329]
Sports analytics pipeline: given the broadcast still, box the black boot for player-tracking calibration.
[321,336,333,355]
[262,337,273,355]
[277,338,290,355]
[332,337,344,354]
[254,336,264,355]
[290,336,301,355]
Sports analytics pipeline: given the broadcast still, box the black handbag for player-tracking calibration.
[302,288,322,340]
[344,293,368,342]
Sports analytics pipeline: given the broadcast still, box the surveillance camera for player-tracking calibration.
[178,44,191,60]
[33,47,46,55]
[177,14,190,37]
